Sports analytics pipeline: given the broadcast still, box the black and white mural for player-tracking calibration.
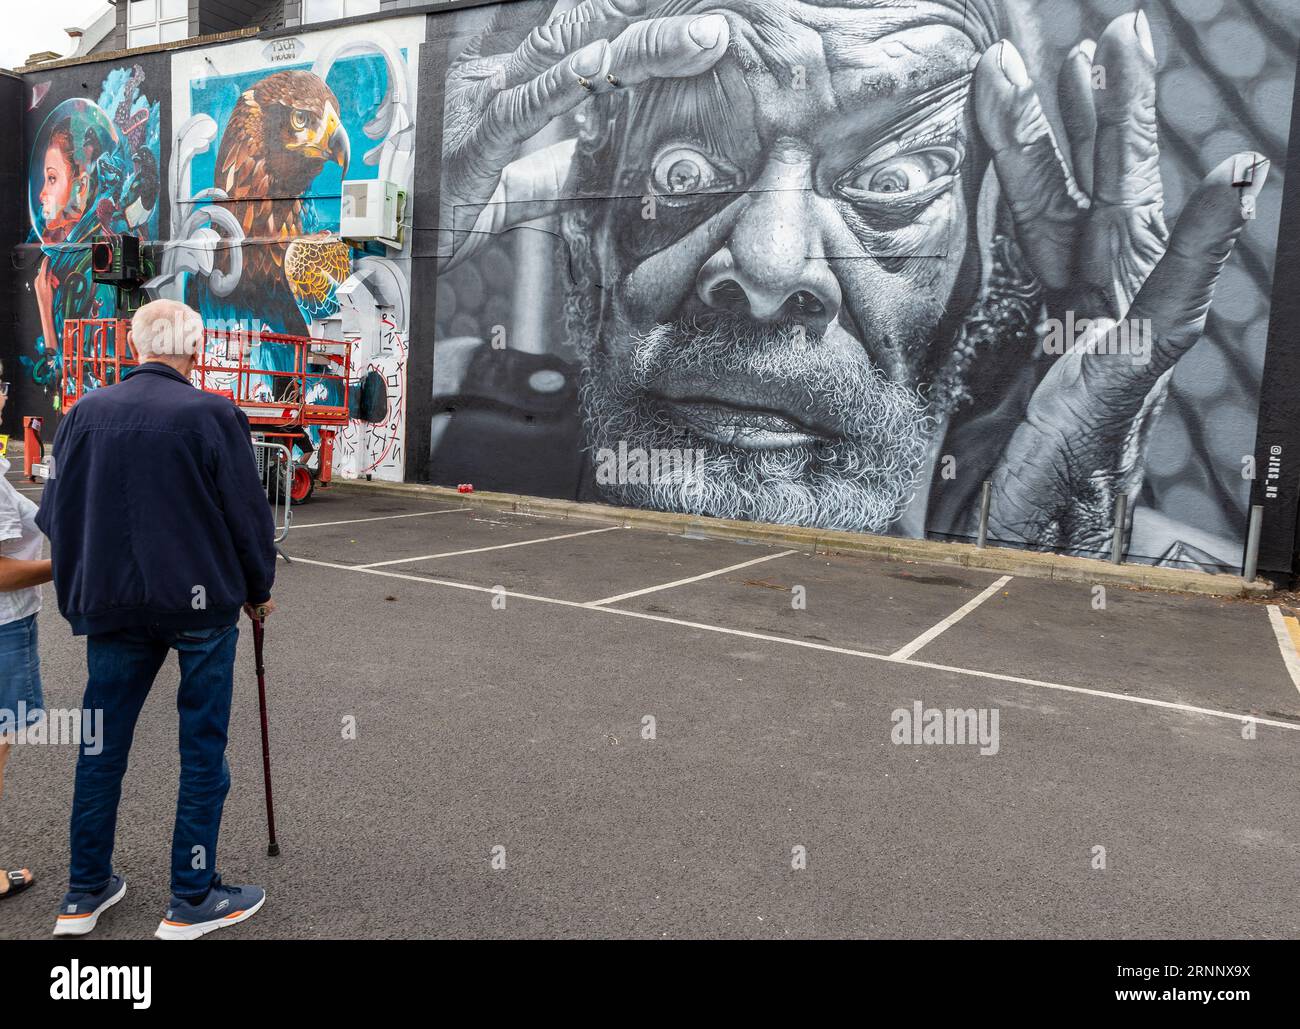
[424,0,1297,573]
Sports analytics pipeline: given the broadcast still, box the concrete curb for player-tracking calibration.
[323,478,1274,599]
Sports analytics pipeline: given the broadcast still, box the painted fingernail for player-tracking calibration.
[688,14,726,50]
[1069,39,1097,63]
[998,40,1031,88]
[1254,157,1272,192]
[1134,10,1155,60]
[570,40,606,79]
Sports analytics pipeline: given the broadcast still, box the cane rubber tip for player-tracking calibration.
[268,843,280,857]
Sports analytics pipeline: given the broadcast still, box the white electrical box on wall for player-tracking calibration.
[340,179,406,249]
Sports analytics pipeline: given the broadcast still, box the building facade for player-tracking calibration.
[3,0,1299,579]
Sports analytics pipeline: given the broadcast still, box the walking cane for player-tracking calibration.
[251,613,280,857]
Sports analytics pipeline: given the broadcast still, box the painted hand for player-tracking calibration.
[33,257,57,312]
[973,11,1268,554]
[440,0,729,267]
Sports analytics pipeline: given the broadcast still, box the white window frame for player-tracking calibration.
[302,0,383,26]
[127,0,188,49]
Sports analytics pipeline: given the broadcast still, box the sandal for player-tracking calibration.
[0,868,34,900]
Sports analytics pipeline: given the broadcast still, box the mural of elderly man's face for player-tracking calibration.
[580,0,991,531]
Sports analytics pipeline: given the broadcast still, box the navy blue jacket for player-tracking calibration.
[36,363,277,636]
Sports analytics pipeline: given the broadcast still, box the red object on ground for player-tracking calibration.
[458,483,474,493]
[22,417,44,481]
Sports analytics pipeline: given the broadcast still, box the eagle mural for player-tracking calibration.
[191,69,353,338]
[155,28,415,483]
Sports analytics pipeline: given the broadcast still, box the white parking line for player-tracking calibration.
[292,509,470,529]
[355,525,620,568]
[285,555,1300,734]
[889,575,1013,660]
[1267,605,1300,694]
[585,549,797,607]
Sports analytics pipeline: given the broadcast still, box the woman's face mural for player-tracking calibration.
[29,98,120,245]
[20,70,161,410]
[39,131,81,230]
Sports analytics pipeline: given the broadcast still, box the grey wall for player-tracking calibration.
[0,72,26,440]
[421,0,1300,576]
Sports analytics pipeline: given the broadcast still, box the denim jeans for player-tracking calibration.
[0,613,44,735]
[69,622,239,898]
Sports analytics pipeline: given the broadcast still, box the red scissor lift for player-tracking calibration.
[62,318,351,506]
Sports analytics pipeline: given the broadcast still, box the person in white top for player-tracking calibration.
[0,359,54,903]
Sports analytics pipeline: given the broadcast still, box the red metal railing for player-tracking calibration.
[62,318,352,428]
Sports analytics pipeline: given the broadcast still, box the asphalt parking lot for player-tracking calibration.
[3,465,1300,939]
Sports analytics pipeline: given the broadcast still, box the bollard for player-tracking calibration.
[976,480,991,548]
[317,428,336,487]
[1110,493,1127,565]
[22,416,44,481]
[1242,504,1263,583]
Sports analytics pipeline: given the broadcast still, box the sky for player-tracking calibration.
[2,1,113,71]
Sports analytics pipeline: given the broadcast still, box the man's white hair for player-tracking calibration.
[131,299,204,360]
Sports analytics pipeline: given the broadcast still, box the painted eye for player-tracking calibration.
[844,148,959,197]
[651,146,727,199]
[291,109,310,132]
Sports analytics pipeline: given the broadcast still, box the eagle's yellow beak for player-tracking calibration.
[320,103,349,170]
[322,103,348,168]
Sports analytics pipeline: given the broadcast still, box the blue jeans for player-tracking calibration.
[0,614,44,735]
[69,623,239,898]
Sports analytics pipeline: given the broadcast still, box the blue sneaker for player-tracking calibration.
[52,875,127,936]
[155,876,265,940]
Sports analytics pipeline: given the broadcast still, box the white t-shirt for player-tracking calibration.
[0,455,43,625]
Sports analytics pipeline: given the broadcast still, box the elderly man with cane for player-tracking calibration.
[37,299,278,940]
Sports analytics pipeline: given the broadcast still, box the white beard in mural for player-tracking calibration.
[581,314,934,532]
[441,0,1275,566]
